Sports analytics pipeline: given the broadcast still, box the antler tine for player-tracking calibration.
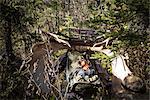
[93,38,110,47]
[40,30,71,48]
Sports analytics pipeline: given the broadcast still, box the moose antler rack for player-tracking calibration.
[39,28,109,53]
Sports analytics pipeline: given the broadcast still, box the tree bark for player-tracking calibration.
[4,16,13,60]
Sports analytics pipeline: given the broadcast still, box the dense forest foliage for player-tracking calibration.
[0,0,149,99]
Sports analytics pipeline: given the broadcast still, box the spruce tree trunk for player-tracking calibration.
[4,16,13,60]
